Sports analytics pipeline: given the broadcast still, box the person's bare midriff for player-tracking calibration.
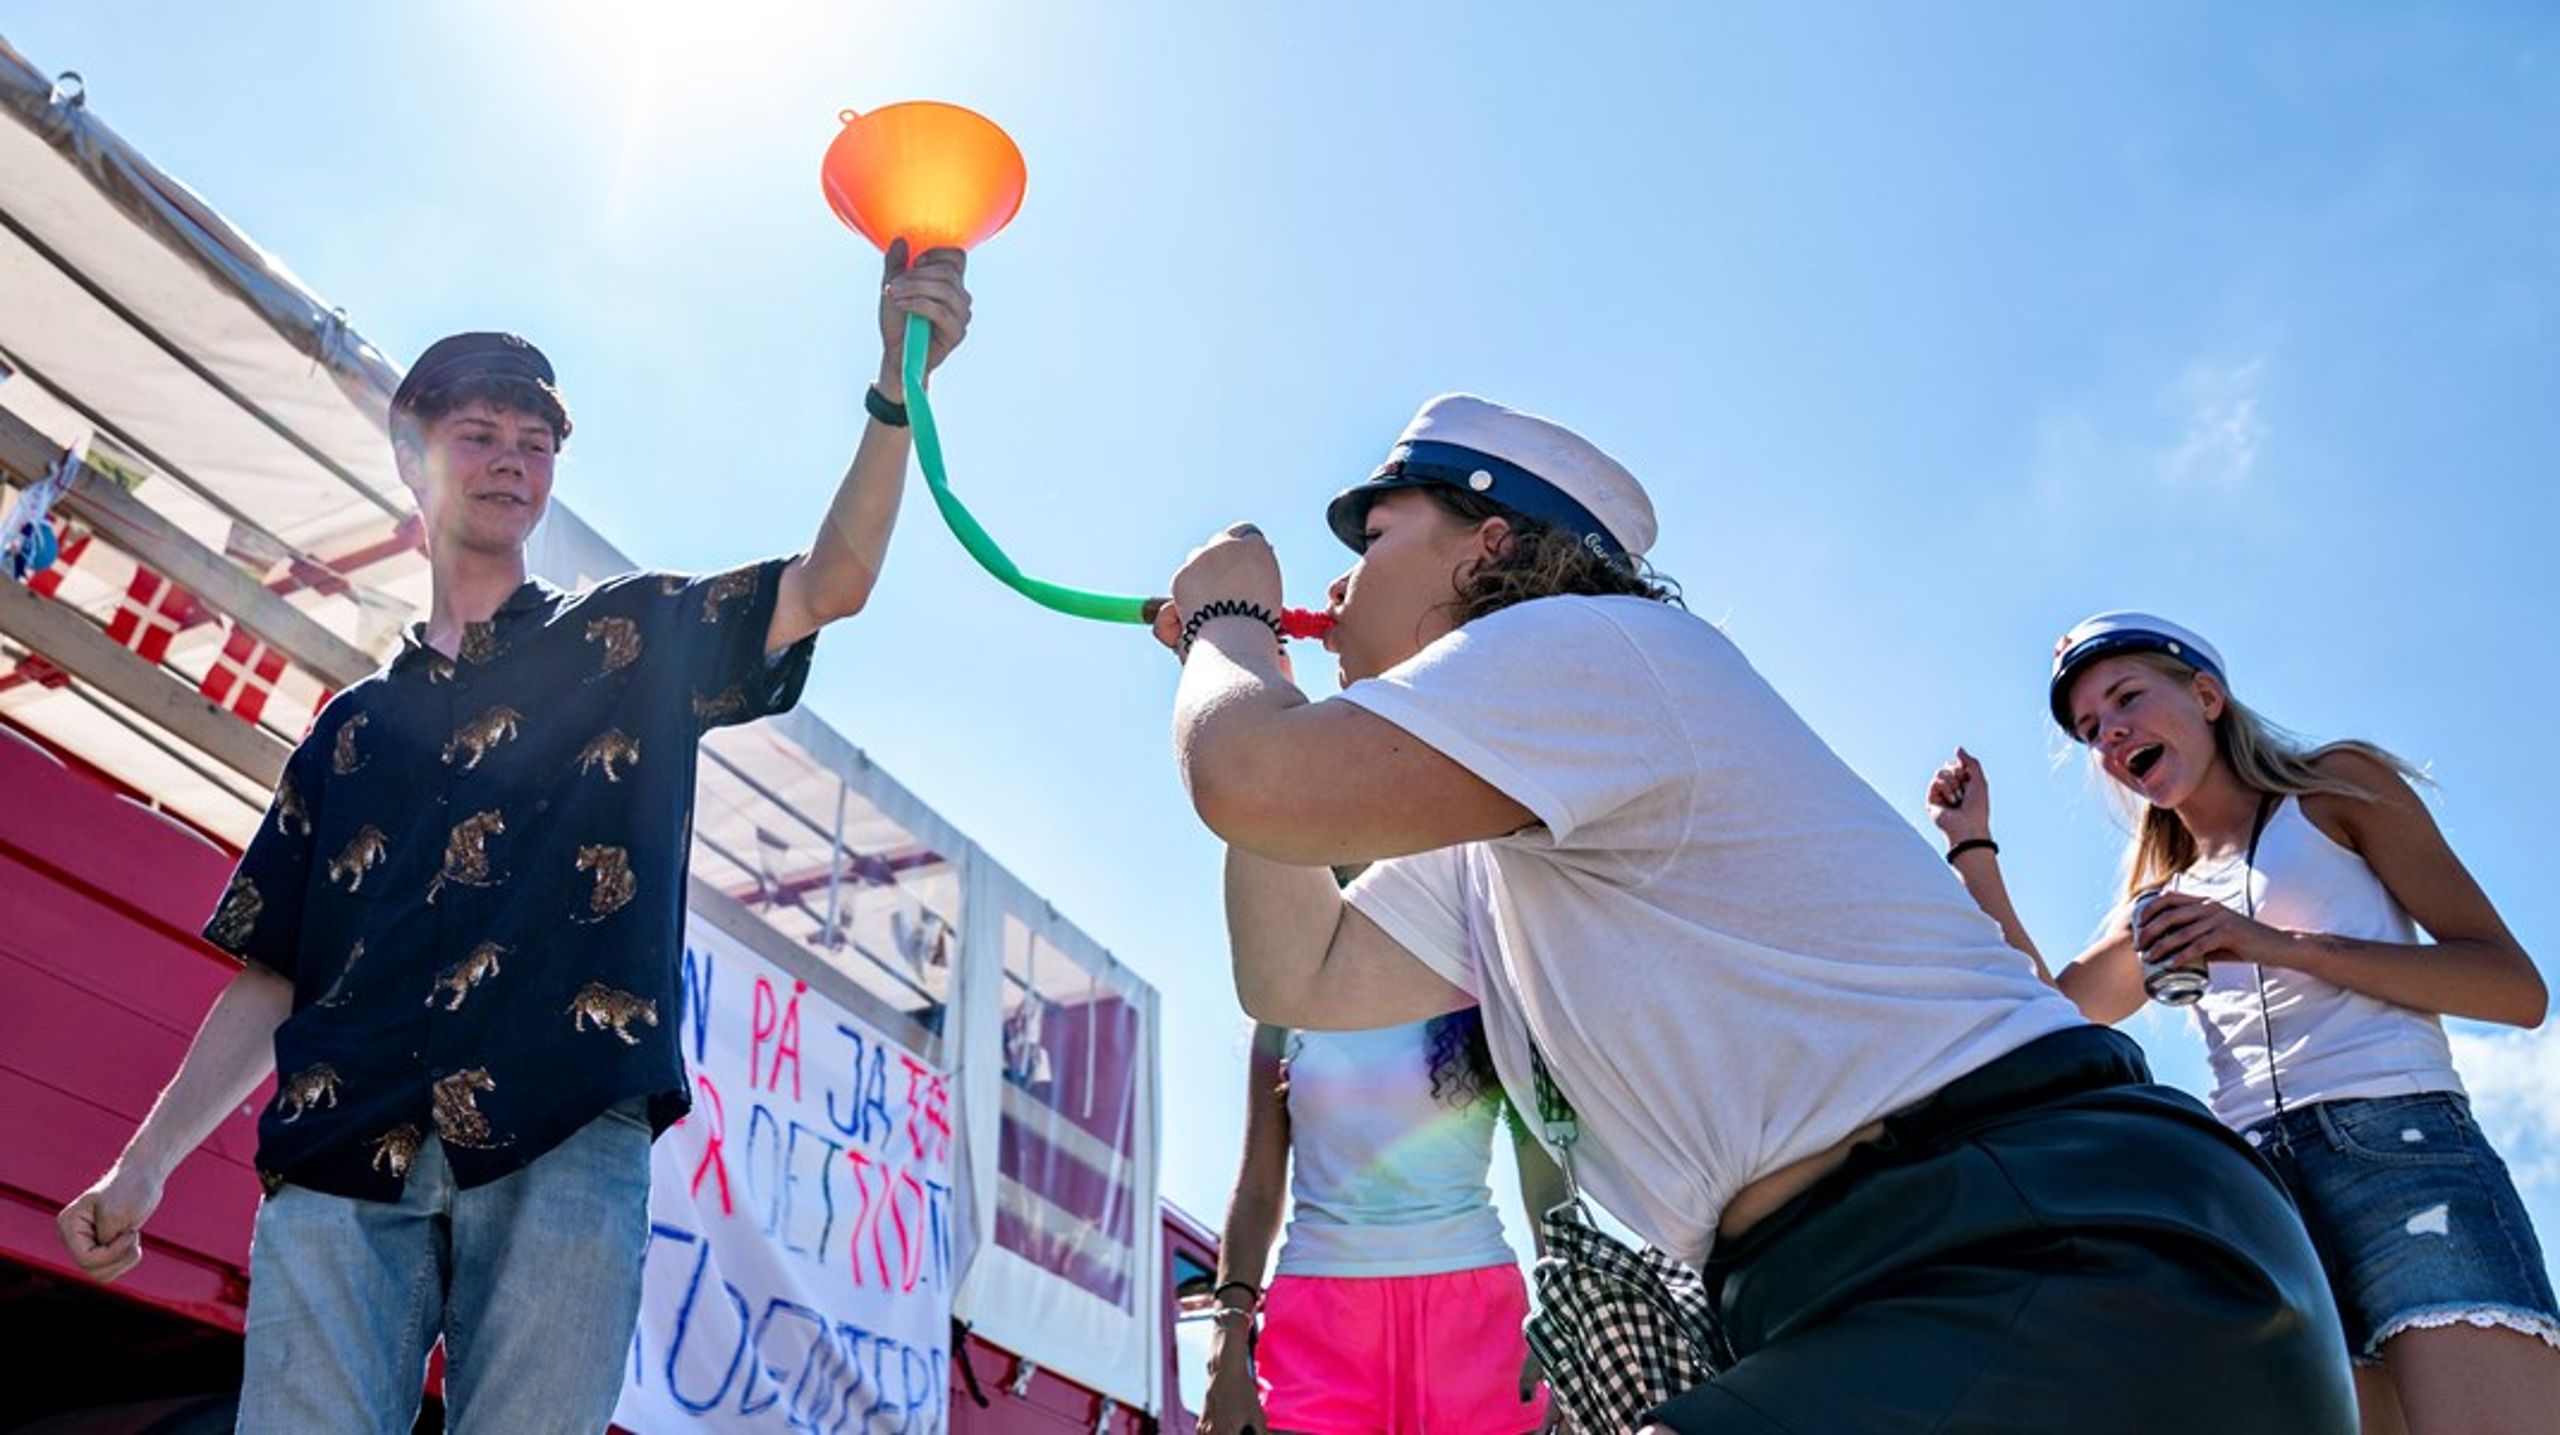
[1718,1119,1889,1241]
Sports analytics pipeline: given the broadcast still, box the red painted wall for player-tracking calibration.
[0,730,263,1334]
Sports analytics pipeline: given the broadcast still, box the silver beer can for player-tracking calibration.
[2134,888,2207,1006]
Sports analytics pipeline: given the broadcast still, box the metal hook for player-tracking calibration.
[49,71,86,109]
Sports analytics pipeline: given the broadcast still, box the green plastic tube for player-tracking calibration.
[903,312,1154,624]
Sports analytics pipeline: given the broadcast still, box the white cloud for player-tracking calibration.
[2019,354,2270,521]
[2156,358,2267,489]
[2450,1025,2560,1193]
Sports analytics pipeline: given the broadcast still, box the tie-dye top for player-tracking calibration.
[201,562,813,1202]
[1275,1021,1517,1278]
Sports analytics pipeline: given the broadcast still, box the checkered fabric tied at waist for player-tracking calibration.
[1526,1200,1728,1434]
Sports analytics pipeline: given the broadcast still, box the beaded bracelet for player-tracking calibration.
[1180,600,1285,658]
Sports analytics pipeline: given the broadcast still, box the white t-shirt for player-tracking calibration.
[1340,596,2085,1263]
[2175,796,2463,1128]
[1275,1022,1517,1278]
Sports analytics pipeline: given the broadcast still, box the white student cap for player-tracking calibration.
[1325,394,1658,567]
[2049,611,2228,735]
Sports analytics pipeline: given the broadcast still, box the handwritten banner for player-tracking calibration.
[616,919,956,1434]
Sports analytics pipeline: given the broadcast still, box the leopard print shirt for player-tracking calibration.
[200,562,814,1200]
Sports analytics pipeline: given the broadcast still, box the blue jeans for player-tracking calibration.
[238,1103,652,1433]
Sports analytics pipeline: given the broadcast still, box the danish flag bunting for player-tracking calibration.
[103,566,198,664]
[198,625,289,725]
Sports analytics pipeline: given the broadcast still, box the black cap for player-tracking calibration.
[392,332,562,417]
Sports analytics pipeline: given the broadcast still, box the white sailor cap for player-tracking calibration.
[2049,611,2228,735]
[1325,394,1658,567]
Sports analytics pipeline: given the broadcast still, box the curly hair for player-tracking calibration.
[1422,1006,1500,1107]
[1415,488,1680,624]
[392,373,574,453]
[1423,1006,1533,1144]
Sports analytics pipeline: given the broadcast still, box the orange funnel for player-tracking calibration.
[821,102,1026,256]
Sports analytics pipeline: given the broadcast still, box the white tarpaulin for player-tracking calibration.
[951,857,1163,1417]
[616,915,955,1435]
[0,35,425,841]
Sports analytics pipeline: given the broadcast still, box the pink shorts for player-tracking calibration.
[1256,1262,1548,1434]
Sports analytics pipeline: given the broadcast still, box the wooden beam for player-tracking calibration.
[0,406,378,689]
[0,581,287,788]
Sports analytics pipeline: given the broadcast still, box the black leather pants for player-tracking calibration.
[1651,1026,2356,1434]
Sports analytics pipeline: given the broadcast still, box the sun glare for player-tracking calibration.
[542,0,905,231]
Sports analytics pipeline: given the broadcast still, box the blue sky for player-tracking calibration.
[10,2,2556,1272]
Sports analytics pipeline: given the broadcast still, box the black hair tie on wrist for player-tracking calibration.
[864,383,910,428]
[1180,600,1285,658]
[1946,837,2000,865]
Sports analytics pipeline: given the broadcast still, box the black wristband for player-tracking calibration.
[1180,600,1284,658]
[1946,837,2000,864]
[864,383,910,428]
[1211,1279,1261,1309]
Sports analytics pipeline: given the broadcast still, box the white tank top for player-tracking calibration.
[2174,796,2463,1128]
[1274,1021,1517,1278]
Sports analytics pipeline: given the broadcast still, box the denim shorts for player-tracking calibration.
[2242,1091,2560,1361]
